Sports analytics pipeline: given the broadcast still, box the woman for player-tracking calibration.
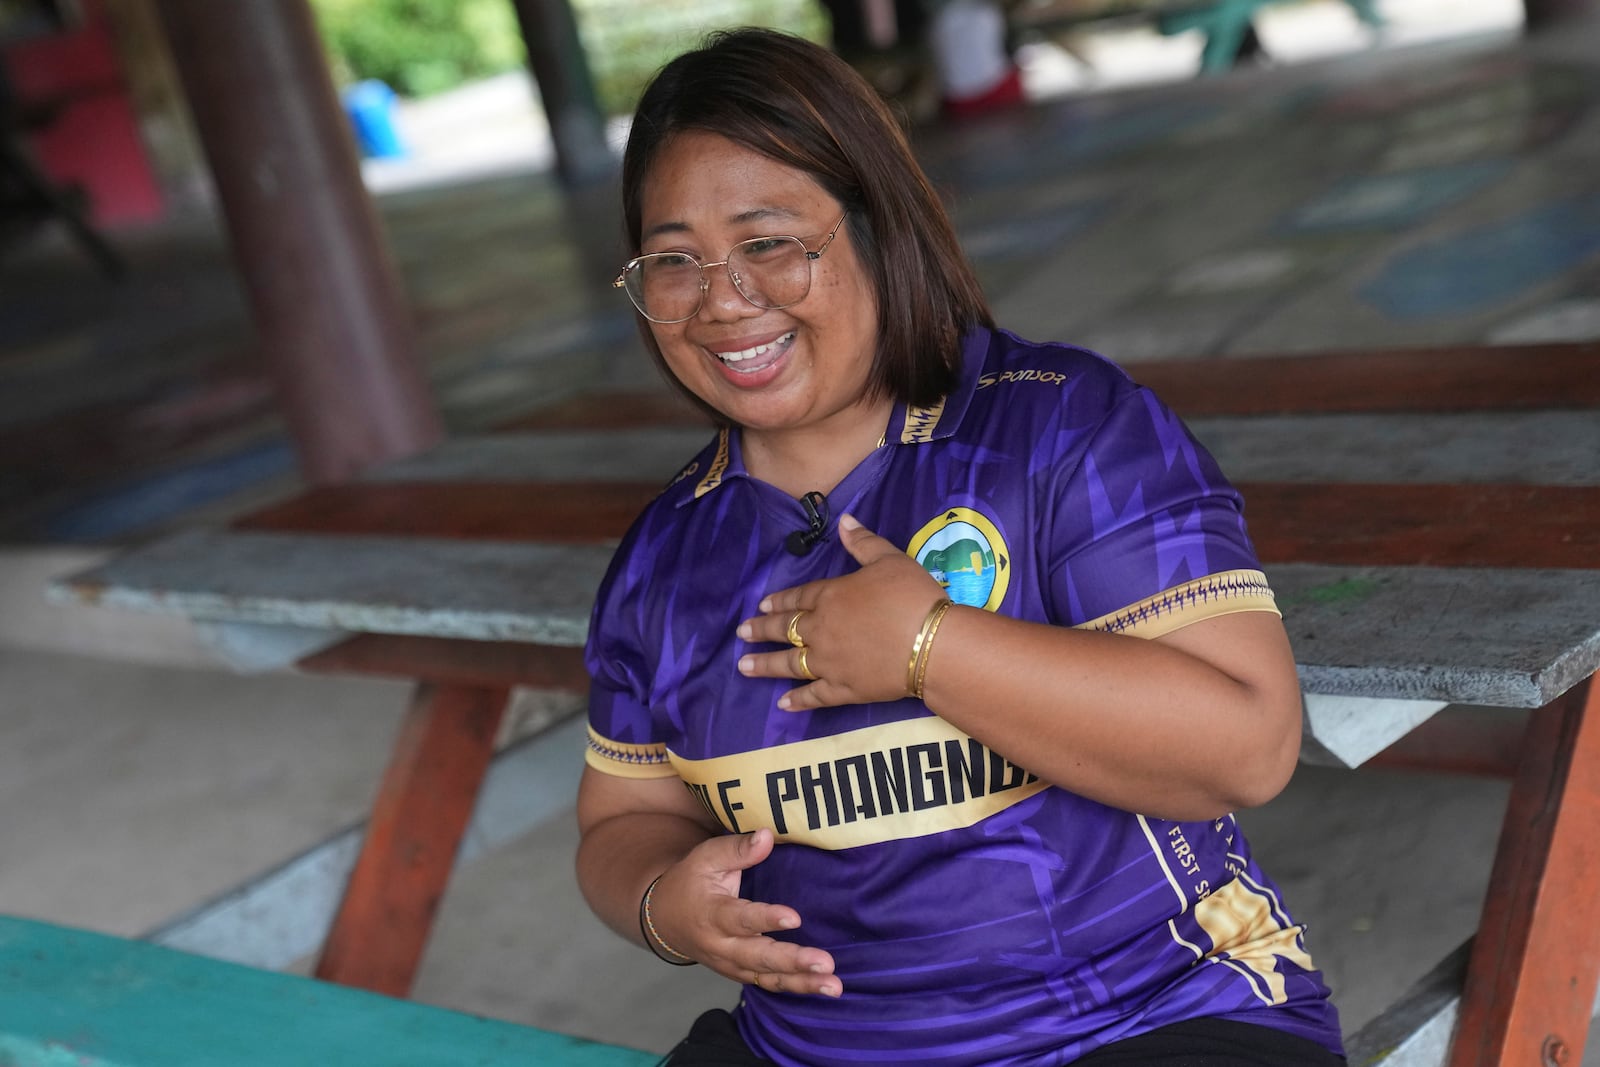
[577,28,1343,1066]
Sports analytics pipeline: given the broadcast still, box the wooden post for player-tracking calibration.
[154,0,443,485]
[314,682,509,996]
[1523,0,1600,29]
[507,0,614,188]
[1447,678,1600,1067]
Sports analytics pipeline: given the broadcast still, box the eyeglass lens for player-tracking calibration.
[626,236,813,322]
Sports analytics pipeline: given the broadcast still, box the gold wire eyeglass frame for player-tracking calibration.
[612,212,850,324]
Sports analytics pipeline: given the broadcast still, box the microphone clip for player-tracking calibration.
[784,491,830,557]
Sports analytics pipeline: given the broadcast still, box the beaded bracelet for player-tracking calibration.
[639,874,696,966]
[906,598,954,700]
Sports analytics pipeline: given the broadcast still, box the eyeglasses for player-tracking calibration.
[613,213,849,324]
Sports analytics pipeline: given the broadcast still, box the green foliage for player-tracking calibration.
[309,0,829,112]
[575,0,830,116]
[310,0,524,98]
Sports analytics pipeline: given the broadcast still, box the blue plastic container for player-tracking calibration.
[342,79,408,160]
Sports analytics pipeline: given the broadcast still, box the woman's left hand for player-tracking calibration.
[737,514,947,710]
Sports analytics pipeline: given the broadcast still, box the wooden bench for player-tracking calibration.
[50,340,1600,1066]
[0,914,655,1066]
[1004,0,1383,73]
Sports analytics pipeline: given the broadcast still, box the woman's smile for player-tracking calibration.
[707,330,796,378]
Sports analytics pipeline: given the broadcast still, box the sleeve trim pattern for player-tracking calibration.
[1076,569,1279,641]
[585,726,677,779]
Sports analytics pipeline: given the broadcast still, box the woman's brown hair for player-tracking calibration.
[621,28,993,416]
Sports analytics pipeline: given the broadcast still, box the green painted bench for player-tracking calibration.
[1004,0,1383,73]
[0,915,657,1067]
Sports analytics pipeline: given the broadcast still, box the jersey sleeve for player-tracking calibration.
[1048,385,1279,639]
[583,518,677,780]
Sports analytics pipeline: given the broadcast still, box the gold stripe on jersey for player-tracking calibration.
[585,726,676,779]
[693,428,732,499]
[1077,569,1278,641]
[1193,876,1317,1006]
[900,397,947,444]
[671,715,1047,850]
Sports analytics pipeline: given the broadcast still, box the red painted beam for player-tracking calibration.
[235,481,663,542]
[1448,678,1600,1067]
[495,390,711,432]
[1126,341,1600,417]
[236,480,1600,571]
[314,682,508,997]
[1364,706,1528,779]
[300,635,589,691]
[1240,483,1600,570]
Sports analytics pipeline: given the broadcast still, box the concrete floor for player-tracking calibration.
[3,0,1599,1059]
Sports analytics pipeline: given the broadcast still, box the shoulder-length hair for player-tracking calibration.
[621,28,993,417]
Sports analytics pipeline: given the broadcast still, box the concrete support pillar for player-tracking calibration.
[154,0,443,485]
[508,0,614,188]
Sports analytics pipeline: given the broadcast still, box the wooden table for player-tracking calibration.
[53,340,1600,1067]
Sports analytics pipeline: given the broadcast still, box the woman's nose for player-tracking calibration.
[698,263,759,321]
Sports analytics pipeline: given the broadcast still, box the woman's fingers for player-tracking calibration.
[702,899,840,996]
[657,834,841,996]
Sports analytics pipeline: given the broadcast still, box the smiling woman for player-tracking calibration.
[575,28,1345,1067]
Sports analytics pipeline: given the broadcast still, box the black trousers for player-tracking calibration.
[658,1009,1345,1066]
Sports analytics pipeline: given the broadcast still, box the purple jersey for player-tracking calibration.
[585,326,1341,1065]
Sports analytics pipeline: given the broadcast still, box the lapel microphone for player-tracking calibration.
[784,491,830,556]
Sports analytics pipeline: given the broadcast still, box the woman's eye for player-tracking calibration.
[740,238,787,259]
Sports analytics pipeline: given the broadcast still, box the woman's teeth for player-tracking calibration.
[717,332,794,366]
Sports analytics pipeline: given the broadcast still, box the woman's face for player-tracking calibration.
[636,131,881,441]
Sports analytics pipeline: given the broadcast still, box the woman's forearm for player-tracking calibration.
[919,608,1303,821]
[574,767,721,949]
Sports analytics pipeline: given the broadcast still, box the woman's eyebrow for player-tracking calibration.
[642,207,804,242]
[729,206,802,226]
[642,220,691,242]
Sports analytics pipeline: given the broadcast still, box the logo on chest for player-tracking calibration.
[906,507,1010,611]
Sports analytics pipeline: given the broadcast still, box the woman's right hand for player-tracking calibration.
[651,828,842,997]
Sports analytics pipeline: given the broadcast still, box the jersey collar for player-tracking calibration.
[881,326,986,447]
[685,325,990,502]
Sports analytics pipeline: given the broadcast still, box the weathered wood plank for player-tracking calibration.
[50,532,1600,708]
[238,481,663,542]
[299,633,591,690]
[51,529,614,645]
[349,412,1600,491]
[358,428,712,484]
[1243,483,1600,571]
[225,476,1600,574]
[1269,563,1600,707]
[496,388,710,431]
[1127,341,1600,416]
[0,916,656,1066]
[1191,411,1600,486]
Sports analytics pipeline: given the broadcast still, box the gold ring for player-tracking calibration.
[796,646,818,681]
[785,609,808,649]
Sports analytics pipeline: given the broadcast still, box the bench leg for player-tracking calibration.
[314,681,509,996]
[1448,676,1600,1067]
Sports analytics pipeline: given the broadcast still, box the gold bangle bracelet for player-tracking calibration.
[639,874,696,966]
[906,598,953,698]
